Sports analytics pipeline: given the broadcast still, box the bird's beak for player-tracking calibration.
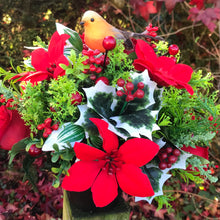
[80,21,85,27]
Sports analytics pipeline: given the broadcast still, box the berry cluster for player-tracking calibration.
[37,118,59,138]
[158,147,181,170]
[146,23,159,39]
[145,23,159,47]
[71,91,83,105]
[116,79,145,102]
[208,115,220,134]
[28,144,42,157]
[82,49,109,80]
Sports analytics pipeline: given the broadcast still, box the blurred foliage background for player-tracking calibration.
[0,0,219,86]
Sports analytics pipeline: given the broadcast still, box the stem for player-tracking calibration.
[103,50,108,72]
[119,101,128,115]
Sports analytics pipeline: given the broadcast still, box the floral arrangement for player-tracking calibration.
[0,22,219,212]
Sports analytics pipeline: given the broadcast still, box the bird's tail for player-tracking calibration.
[132,32,164,41]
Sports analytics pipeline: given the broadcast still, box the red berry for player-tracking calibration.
[117,78,125,87]
[208,116,214,121]
[168,44,179,55]
[126,94,134,102]
[71,92,83,105]
[168,155,178,164]
[126,82,134,91]
[45,127,52,135]
[93,49,101,56]
[90,64,96,72]
[160,153,168,160]
[37,123,45,130]
[82,59,89,65]
[135,89,145,99]
[167,163,172,168]
[166,147,173,154]
[191,115,196,120]
[173,149,181,156]
[95,76,109,85]
[51,124,59,130]
[96,67,102,73]
[89,56,96,63]
[102,36,116,51]
[44,118,52,127]
[82,69,89,74]
[43,132,49,138]
[170,56,177,63]
[28,144,42,157]
[95,58,102,65]
[90,74,96,80]
[137,82,145,89]
[159,162,167,170]
[116,90,124,97]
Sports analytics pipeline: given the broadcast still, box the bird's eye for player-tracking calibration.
[90,18,94,22]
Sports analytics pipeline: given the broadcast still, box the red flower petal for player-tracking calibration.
[0,109,30,150]
[31,48,50,72]
[182,145,209,160]
[74,142,106,161]
[116,163,154,197]
[169,64,193,83]
[24,71,52,84]
[0,106,12,140]
[135,40,157,62]
[48,31,70,63]
[10,72,31,81]
[61,161,101,191]
[90,118,119,153]
[91,169,118,207]
[53,55,69,79]
[118,138,159,167]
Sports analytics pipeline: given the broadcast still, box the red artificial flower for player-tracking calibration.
[62,118,159,207]
[189,0,204,10]
[182,145,209,160]
[0,105,30,150]
[133,40,194,95]
[11,31,70,84]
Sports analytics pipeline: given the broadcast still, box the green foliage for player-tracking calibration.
[47,75,81,123]
[60,50,89,82]
[51,144,75,188]
[19,81,51,133]
[104,41,133,85]
[33,36,48,49]
[171,169,204,185]
[154,194,175,211]
[186,156,218,183]
[158,70,220,148]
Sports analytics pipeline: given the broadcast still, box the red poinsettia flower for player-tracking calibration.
[11,31,70,84]
[62,118,159,207]
[133,40,194,95]
[0,105,30,150]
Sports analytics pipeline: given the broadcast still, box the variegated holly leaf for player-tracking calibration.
[76,70,162,139]
[42,122,85,151]
[135,140,192,203]
[56,23,83,56]
[135,167,171,203]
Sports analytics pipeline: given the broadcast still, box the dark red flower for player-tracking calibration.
[133,40,194,95]
[62,118,159,207]
[0,105,30,150]
[11,31,70,84]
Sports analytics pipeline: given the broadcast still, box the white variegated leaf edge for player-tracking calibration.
[135,139,192,203]
[42,122,76,151]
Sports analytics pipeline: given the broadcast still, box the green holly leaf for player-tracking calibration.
[56,23,83,55]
